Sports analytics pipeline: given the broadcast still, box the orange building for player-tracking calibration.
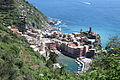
[9,27,22,35]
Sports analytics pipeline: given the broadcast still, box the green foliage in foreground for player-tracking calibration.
[0,26,82,80]
[82,49,120,80]
[106,35,120,49]
[81,35,120,80]
[0,25,120,80]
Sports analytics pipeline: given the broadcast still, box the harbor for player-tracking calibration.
[8,24,101,73]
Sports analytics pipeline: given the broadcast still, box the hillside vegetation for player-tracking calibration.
[0,25,120,80]
[0,0,50,32]
[0,25,82,80]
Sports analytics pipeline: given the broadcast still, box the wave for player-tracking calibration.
[55,20,62,25]
[48,17,62,25]
[59,23,68,28]
[81,2,91,5]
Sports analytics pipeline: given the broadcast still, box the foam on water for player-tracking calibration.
[82,2,92,5]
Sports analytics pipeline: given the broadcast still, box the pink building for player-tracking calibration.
[60,42,90,58]
[46,43,57,50]
[74,46,84,57]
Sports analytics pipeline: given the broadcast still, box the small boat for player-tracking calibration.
[83,2,91,5]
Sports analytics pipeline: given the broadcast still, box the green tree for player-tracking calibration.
[106,35,120,49]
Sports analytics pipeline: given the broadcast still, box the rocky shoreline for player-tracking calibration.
[41,19,61,32]
[47,19,58,25]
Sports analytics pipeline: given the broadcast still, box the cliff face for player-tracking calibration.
[0,0,50,32]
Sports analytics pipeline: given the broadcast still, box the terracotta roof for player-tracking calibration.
[10,27,22,35]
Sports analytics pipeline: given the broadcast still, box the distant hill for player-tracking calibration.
[0,0,50,32]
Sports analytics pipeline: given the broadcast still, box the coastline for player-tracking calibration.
[48,20,96,73]
[58,53,79,72]
[41,19,61,32]
[9,16,100,73]
[76,57,92,74]
[54,50,92,73]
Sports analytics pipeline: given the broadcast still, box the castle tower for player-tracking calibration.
[89,27,92,33]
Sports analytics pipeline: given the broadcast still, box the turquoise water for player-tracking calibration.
[26,0,120,72]
[57,54,78,72]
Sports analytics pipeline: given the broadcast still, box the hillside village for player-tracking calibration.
[8,25,101,73]
[8,25,101,58]
[1,0,101,59]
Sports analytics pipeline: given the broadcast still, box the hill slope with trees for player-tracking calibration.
[0,0,50,32]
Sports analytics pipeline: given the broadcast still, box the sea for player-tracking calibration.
[26,0,120,72]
